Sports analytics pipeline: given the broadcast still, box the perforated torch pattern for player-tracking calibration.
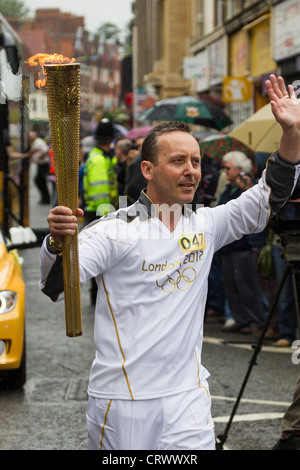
[45,63,82,337]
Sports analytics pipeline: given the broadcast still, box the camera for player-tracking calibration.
[272,201,300,232]
[238,172,251,183]
[239,172,250,177]
[278,201,300,222]
[271,201,300,262]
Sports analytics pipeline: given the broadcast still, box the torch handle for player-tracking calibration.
[62,230,82,337]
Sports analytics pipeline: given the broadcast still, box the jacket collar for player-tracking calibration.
[136,190,194,220]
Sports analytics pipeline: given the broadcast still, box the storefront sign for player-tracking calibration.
[273,0,300,60]
[208,37,226,86]
[222,76,252,102]
[184,50,208,93]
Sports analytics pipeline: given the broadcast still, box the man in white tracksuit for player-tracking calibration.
[40,75,300,450]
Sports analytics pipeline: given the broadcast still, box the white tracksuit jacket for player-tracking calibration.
[40,151,300,400]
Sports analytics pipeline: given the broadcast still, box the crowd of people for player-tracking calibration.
[201,146,298,349]
[20,115,298,350]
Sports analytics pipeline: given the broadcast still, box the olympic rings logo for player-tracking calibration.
[156,267,197,293]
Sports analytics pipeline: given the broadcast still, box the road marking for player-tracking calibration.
[211,395,290,407]
[203,336,293,353]
[212,394,287,448]
[213,412,284,423]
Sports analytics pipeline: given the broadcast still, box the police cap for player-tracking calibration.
[94,119,115,143]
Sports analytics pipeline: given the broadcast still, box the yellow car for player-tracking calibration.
[0,233,26,389]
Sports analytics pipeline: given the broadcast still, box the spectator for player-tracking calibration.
[197,154,221,207]
[124,136,147,204]
[83,120,117,223]
[218,151,265,337]
[114,138,134,196]
[4,129,29,160]
[273,373,300,449]
[28,131,50,205]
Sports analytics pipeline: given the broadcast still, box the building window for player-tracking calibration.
[214,0,224,26]
[195,0,204,37]
[225,0,246,20]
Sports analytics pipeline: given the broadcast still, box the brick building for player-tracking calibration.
[7,8,84,59]
[7,8,124,134]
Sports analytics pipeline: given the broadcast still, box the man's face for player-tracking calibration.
[143,131,201,207]
[223,159,241,184]
[136,137,145,151]
[114,142,123,161]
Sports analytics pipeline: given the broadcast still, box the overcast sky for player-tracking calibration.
[23,0,134,34]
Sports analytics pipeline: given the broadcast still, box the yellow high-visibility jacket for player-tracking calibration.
[83,147,117,216]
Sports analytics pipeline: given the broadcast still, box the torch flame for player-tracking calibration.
[27,53,76,88]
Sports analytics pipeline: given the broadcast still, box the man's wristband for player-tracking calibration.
[49,235,63,255]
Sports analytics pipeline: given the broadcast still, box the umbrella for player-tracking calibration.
[199,135,255,162]
[113,123,128,137]
[139,96,232,131]
[196,132,226,142]
[125,125,153,140]
[229,98,300,153]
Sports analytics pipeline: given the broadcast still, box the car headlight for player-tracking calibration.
[0,291,17,314]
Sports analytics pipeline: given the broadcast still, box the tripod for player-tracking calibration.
[216,231,300,450]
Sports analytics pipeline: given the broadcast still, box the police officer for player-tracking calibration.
[83,119,118,224]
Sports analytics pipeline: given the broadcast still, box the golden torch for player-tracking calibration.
[28,54,82,337]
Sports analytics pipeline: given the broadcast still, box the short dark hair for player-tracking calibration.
[141,121,193,165]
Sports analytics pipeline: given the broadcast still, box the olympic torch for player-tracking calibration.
[28,54,82,337]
